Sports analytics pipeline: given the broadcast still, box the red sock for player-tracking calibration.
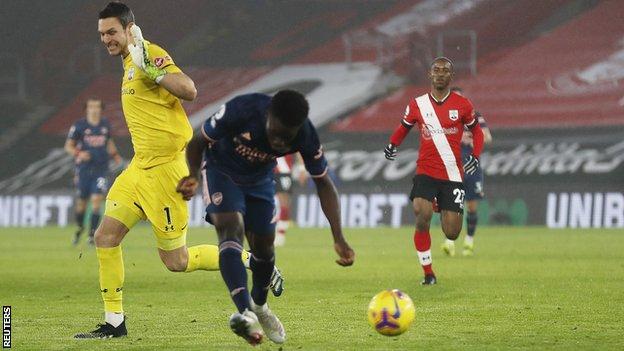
[413,230,434,275]
[280,206,290,221]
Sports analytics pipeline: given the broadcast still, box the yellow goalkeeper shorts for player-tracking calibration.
[105,152,189,251]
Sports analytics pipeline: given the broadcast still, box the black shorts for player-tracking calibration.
[409,174,465,213]
[274,173,293,193]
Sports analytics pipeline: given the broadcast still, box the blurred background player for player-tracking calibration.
[64,98,122,246]
[273,154,307,247]
[178,90,355,345]
[442,87,493,257]
[384,57,484,285]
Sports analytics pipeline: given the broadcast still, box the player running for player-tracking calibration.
[75,2,282,339]
[65,98,122,246]
[441,87,493,257]
[384,57,485,285]
[177,90,355,345]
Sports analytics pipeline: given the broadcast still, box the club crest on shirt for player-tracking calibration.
[240,132,251,141]
[127,67,135,80]
[449,110,459,121]
[212,192,223,206]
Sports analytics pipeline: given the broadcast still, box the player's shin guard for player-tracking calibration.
[96,246,124,313]
[219,240,251,313]
[185,244,220,272]
[250,254,274,306]
[466,212,478,238]
[413,230,434,275]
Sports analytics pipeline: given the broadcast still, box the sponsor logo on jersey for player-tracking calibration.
[449,110,459,121]
[420,124,459,140]
[127,67,135,80]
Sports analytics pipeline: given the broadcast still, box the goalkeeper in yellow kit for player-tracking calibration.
[75,2,282,339]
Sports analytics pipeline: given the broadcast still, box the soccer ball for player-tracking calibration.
[367,289,415,336]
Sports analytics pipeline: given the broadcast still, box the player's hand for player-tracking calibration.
[176,176,199,201]
[384,143,397,161]
[127,25,166,82]
[76,151,91,162]
[334,240,355,267]
[463,154,479,175]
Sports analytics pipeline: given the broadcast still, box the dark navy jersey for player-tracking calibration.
[201,93,328,185]
[67,118,111,174]
[461,111,487,158]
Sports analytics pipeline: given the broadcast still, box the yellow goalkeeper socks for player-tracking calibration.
[96,246,124,313]
[185,244,220,272]
[185,244,252,272]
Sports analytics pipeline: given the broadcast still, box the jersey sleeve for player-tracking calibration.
[67,123,81,141]
[462,98,478,128]
[148,43,182,74]
[298,121,328,178]
[389,98,419,146]
[201,97,248,142]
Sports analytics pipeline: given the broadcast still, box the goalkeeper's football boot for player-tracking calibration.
[441,240,456,257]
[421,274,437,286]
[270,266,284,297]
[74,320,127,339]
[229,309,264,345]
[251,301,286,344]
[462,240,474,256]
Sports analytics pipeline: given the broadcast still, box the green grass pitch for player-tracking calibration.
[1,226,623,350]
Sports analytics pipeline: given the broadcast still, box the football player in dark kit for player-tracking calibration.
[177,90,355,345]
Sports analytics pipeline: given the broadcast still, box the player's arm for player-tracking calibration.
[157,72,197,101]
[385,100,418,161]
[106,139,123,166]
[65,125,90,162]
[177,103,234,200]
[301,126,354,266]
[463,107,485,175]
[312,173,355,267]
[127,25,196,101]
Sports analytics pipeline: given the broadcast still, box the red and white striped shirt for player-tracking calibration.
[389,91,481,182]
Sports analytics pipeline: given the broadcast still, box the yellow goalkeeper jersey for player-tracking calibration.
[121,41,192,169]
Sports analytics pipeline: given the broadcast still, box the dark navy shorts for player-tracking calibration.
[75,170,108,199]
[203,167,277,236]
[463,167,484,201]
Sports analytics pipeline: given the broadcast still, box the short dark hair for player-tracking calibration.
[430,56,454,69]
[269,90,309,127]
[98,2,135,28]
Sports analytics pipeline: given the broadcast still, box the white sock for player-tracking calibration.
[105,312,124,327]
[464,235,474,245]
[445,239,454,246]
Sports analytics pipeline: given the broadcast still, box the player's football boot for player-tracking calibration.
[74,320,127,339]
[270,266,284,297]
[462,241,474,256]
[229,309,264,345]
[87,236,95,246]
[441,240,456,257]
[251,301,286,344]
[421,274,437,285]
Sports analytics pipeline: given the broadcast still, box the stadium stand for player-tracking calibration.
[331,0,622,131]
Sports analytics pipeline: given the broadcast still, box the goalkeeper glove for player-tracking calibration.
[128,25,166,83]
[463,154,479,175]
[384,143,397,161]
